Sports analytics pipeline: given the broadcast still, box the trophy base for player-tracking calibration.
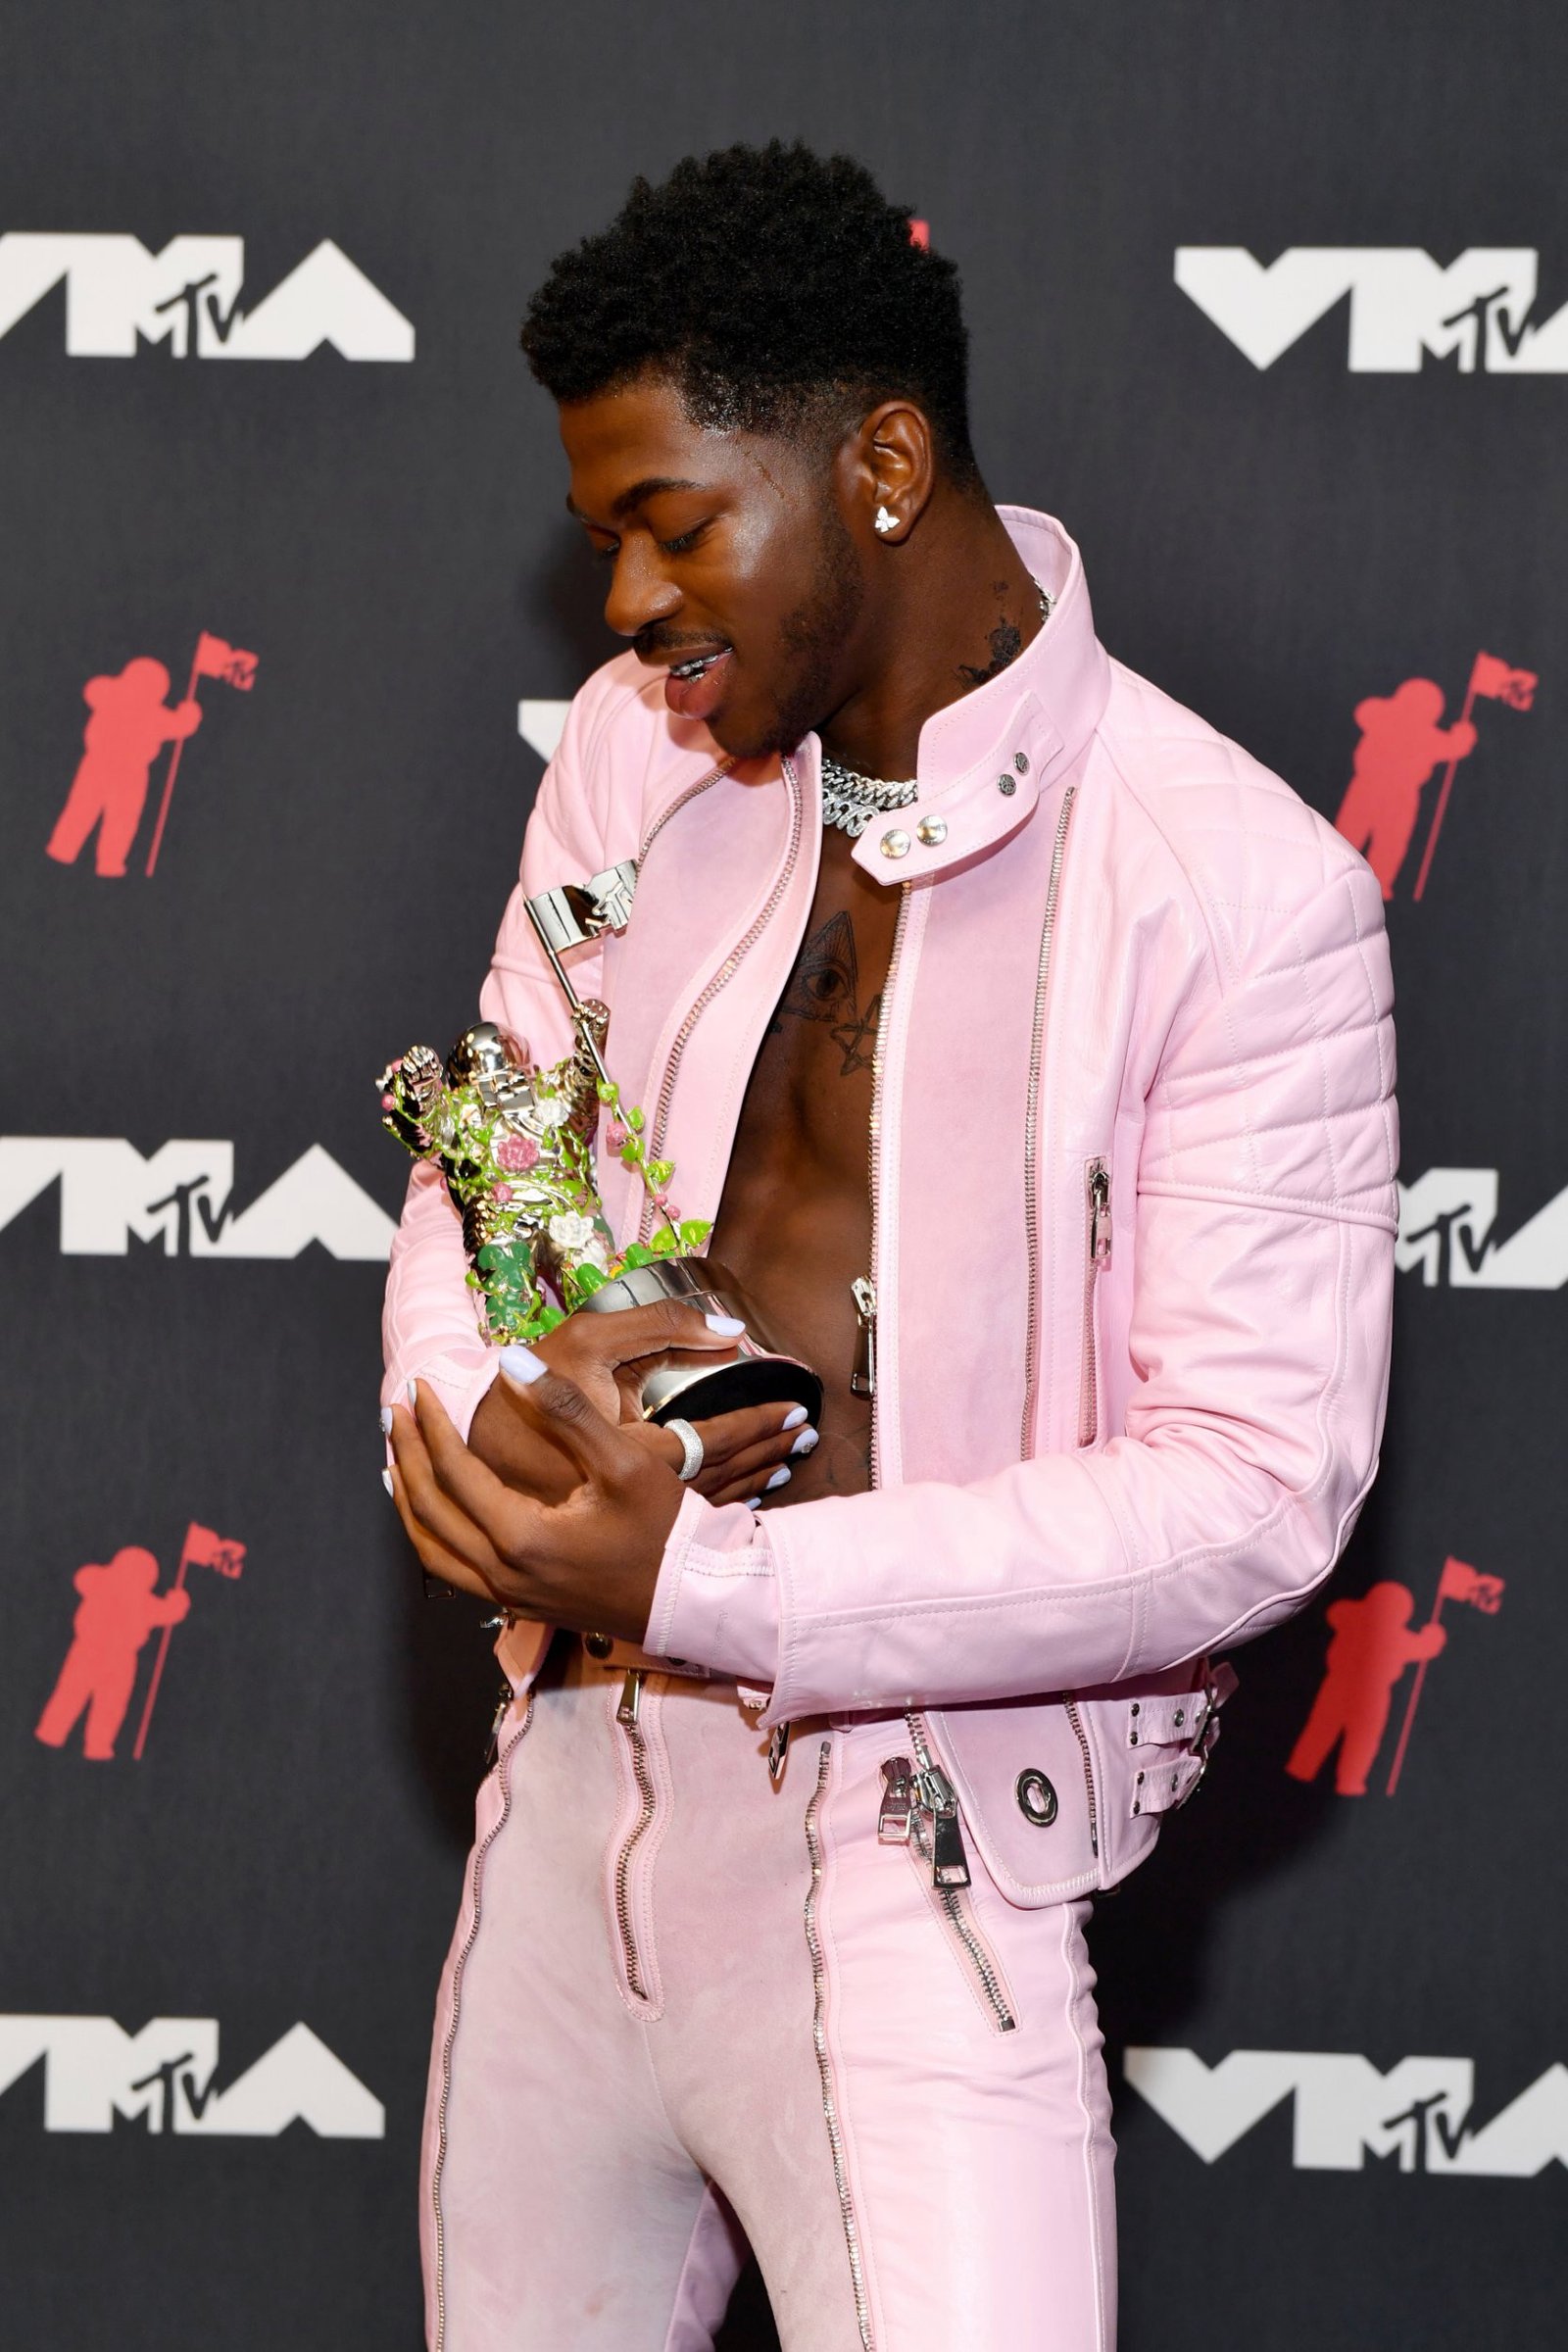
[573,1256,823,1431]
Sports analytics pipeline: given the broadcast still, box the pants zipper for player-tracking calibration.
[431,1693,534,2352]
[612,1670,658,2003]
[1078,1155,1111,1446]
[805,1737,875,2352]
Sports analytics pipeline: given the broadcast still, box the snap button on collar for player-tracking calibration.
[880,827,911,858]
[915,815,948,846]
[997,774,1016,797]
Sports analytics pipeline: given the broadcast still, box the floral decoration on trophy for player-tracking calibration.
[377,858,822,1426]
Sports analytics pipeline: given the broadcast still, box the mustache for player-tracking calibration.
[633,624,728,663]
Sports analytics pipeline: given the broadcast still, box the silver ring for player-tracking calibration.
[665,1417,705,1482]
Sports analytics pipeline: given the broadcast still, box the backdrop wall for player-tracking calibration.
[1,5,1561,2346]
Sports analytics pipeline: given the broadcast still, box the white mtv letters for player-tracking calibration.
[1175,247,1568,372]
[0,2016,383,2137]
[1125,2048,1568,2177]
[0,1138,396,1260]
[0,234,414,360]
[1396,1167,1568,1289]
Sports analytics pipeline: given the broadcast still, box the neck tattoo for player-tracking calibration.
[819,576,1054,835]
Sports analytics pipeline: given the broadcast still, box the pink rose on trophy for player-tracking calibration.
[496,1132,540,1173]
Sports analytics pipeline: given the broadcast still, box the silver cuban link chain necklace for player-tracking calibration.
[818,578,1054,836]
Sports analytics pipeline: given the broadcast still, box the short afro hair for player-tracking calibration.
[521,141,980,483]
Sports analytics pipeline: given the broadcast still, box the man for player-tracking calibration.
[383,144,1396,2352]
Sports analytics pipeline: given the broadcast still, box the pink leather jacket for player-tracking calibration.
[382,507,1396,1910]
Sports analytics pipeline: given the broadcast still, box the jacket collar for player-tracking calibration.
[798,506,1110,883]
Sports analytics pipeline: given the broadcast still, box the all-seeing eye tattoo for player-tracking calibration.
[769,909,882,1076]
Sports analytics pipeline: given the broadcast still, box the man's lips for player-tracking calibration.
[662,645,733,721]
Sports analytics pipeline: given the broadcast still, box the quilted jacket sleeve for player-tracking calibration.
[646,816,1397,1725]
[379,687,612,1438]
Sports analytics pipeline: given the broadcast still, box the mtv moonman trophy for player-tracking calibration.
[378,858,822,1429]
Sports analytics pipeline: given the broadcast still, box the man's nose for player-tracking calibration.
[602,543,680,641]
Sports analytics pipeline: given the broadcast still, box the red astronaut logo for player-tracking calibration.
[1287,1556,1504,1799]
[45,631,258,879]
[34,1523,246,1762]
[1334,651,1536,901]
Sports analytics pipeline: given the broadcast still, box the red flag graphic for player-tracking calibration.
[1469,651,1537,710]
[192,632,259,691]
[1437,1555,1504,1615]
[181,1522,246,1580]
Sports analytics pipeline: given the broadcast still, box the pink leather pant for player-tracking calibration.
[421,1641,1116,2351]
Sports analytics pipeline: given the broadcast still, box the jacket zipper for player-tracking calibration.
[850,1274,876,1397]
[861,884,1013,2031]
[1018,784,1078,1459]
[1078,1156,1112,1446]
[636,760,731,864]
[637,756,807,1242]
[806,1737,875,2352]
[612,1669,658,2003]
[1012,785,1100,1848]
[881,1733,1018,2033]
[431,1693,534,2352]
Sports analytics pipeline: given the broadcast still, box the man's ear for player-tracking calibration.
[840,399,937,544]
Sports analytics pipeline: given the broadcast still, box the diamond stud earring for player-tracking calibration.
[874,505,897,535]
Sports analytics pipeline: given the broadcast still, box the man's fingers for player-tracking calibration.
[690,1398,812,1456]
[391,1400,512,1577]
[386,1467,496,1600]
[557,1298,745,1374]
[492,1361,636,1486]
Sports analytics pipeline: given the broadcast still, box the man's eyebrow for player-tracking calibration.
[565,476,710,526]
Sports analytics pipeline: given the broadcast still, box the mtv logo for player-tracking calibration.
[1124,2047,1568,2178]
[0,1138,396,1259]
[0,2015,383,2136]
[0,234,414,360]
[1175,247,1568,372]
[1396,1167,1568,1289]
[518,700,570,762]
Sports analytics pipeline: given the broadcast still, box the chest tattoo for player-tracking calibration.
[770,908,883,1077]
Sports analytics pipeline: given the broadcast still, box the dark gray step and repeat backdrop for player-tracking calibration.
[2,5,1561,2345]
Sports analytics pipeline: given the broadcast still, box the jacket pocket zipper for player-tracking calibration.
[1078,1156,1111,1446]
[1062,1697,1100,1858]
[612,1670,658,2003]
[883,1721,1017,2033]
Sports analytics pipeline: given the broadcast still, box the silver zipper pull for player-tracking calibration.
[484,1678,513,1767]
[616,1669,644,1729]
[767,1721,792,1783]
[916,1763,972,1888]
[1089,1161,1112,1267]
[851,1275,877,1397]
[878,1755,916,1842]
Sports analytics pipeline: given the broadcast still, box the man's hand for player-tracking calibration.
[467,1298,815,1509]
[387,1367,712,1638]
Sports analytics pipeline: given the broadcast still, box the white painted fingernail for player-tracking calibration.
[705,1313,746,1336]
[406,1379,418,1407]
[791,1428,819,1455]
[500,1345,547,1385]
[744,1495,761,1510]
[381,1467,395,1496]
[781,1404,808,1430]
[766,1466,791,1490]
[379,1406,393,1436]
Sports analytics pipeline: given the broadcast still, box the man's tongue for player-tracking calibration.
[664,648,732,721]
